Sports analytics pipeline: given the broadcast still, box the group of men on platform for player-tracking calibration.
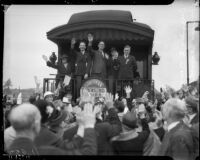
[43,34,139,96]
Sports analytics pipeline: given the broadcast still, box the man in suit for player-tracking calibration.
[87,33,109,79]
[118,45,137,80]
[43,54,73,98]
[158,98,195,160]
[185,96,199,126]
[70,38,92,98]
[107,47,120,94]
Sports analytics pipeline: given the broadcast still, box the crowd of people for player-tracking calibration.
[3,81,199,159]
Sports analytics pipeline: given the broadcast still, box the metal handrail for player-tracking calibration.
[43,77,154,101]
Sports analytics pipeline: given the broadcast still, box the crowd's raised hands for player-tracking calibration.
[105,92,114,109]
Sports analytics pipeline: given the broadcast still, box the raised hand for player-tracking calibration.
[84,73,88,79]
[114,93,119,100]
[124,86,132,94]
[76,103,96,128]
[105,53,109,59]
[105,92,114,109]
[88,33,94,42]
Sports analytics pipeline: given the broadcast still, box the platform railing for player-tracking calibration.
[43,77,154,101]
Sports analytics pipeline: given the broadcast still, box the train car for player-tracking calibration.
[44,10,155,101]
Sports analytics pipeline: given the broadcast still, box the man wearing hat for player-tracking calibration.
[48,109,68,138]
[111,105,150,155]
[185,96,199,126]
[43,53,73,90]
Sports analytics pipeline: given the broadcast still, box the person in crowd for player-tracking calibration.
[111,104,150,155]
[107,47,120,94]
[113,100,125,122]
[7,103,64,155]
[158,98,195,160]
[7,103,98,155]
[185,96,199,126]
[48,109,69,138]
[118,45,137,80]
[62,97,75,123]
[63,92,122,155]
[33,99,97,155]
[70,38,92,98]
[44,91,54,103]
[87,33,109,79]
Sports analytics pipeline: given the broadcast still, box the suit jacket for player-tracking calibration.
[47,61,72,78]
[107,57,120,79]
[118,55,137,79]
[111,118,149,155]
[88,45,108,78]
[70,48,92,76]
[8,137,66,155]
[158,121,195,160]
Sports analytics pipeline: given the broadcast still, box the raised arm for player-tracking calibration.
[42,54,59,69]
[87,33,96,57]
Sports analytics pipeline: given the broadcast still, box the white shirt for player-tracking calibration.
[81,51,85,55]
[64,63,68,69]
[167,121,180,132]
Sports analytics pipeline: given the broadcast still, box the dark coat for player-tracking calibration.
[107,57,120,79]
[63,108,122,155]
[70,48,92,76]
[47,61,73,79]
[8,127,97,155]
[158,121,195,160]
[118,55,137,79]
[8,137,66,155]
[111,118,150,155]
[34,125,97,155]
[88,45,109,78]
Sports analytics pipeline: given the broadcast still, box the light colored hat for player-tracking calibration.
[63,97,70,104]
[44,91,54,99]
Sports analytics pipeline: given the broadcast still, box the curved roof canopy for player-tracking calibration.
[47,10,154,45]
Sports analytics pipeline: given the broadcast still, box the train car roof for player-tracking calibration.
[47,10,154,45]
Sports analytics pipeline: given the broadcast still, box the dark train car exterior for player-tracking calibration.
[43,10,155,100]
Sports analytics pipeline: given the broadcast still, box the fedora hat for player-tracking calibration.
[122,110,138,129]
[49,110,68,126]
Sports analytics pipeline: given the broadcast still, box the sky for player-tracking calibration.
[3,0,199,91]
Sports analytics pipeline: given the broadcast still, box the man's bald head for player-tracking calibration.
[9,103,41,132]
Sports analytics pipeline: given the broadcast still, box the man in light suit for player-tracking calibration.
[87,34,109,79]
